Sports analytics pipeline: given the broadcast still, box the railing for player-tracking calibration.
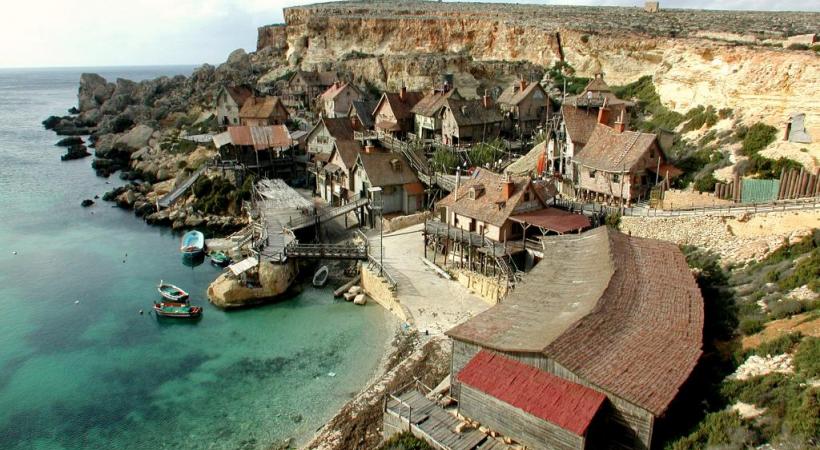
[553,196,820,218]
[284,241,368,260]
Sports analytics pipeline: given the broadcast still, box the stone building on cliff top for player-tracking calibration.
[446,226,704,450]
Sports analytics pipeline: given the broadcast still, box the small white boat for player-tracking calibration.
[157,280,189,302]
[312,265,329,287]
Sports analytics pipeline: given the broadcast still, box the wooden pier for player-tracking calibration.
[384,388,510,450]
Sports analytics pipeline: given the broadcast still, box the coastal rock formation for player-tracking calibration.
[207,261,298,308]
[61,144,90,161]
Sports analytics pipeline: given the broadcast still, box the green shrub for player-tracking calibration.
[683,247,738,341]
[666,411,754,450]
[468,139,504,169]
[718,108,733,120]
[786,43,809,51]
[547,62,590,95]
[769,299,805,320]
[740,123,777,157]
[765,269,781,283]
[693,173,717,193]
[755,231,819,268]
[612,75,685,132]
[739,318,765,335]
[681,105,719,133]
[431,148,459,173]
[778,248,820,293]
[785,388,820,438]
[745,332,803,358]
[793,337,820,378]
[380,432,432,450]
[605,212,621,229]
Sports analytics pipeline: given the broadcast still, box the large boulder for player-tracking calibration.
[186,146,216,169]
[78,73,114,112]
[116,125,154,151]
[207,261,298,309]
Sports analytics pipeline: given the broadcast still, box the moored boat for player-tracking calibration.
[180,230,205,256]
[209,251,231,267]
[157,281,189,302]
[312,265,329,287]
[153,302,203,319]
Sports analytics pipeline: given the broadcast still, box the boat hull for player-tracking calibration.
[157,283,189,302]
[180,231,205,256]
[312,265,329,287]
[153,303,202,319]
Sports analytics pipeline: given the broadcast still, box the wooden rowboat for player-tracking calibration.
[153,302,202,319]
[157,281,189,302]
[312,265,329,287]
[209,251,231,267]
[180,230,205,256]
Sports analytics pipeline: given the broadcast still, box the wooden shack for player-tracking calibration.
[446,227,704,450]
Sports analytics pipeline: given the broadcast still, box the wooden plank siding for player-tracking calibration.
[451,339,654,450]
[459,384,585,450]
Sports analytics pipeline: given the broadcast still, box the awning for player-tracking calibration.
[228,256,258,276]
[212,131,232,148]
[510,208,591,234]
[649,163,683,179]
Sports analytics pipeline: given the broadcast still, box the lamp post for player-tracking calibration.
[369,186,384,275]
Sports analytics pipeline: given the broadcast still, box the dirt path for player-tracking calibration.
[742,312,820,349]
[376,224,492,335]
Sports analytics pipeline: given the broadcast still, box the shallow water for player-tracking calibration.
[0,66,392,449]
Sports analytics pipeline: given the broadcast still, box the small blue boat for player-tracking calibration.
[180,230,205,256]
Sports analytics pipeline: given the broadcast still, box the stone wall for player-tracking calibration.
[454,270,508,305]
[361,265,412,324]
[382,211,431,234]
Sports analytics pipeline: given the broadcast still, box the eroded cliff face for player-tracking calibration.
[262,2,819,134]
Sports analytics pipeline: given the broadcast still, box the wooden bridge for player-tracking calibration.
[285,196,370,231]
[384,387,510,450]
[157,164,210,209]
[283,241,368,260]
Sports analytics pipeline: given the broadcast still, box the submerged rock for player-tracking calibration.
[81,199,95,207]
[208,261,298,309]
[61,144,91,161]
[55,136,84,147]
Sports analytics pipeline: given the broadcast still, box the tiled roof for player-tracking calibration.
[510,208,590,234]
[447,227,704,416]
[442,98,504,127]
[436,170,554,227]
[458,351,606,436]
[561,104,609,147]
[574,123,659,172]
[498,81,544,107]
[318,116,357,141]
[357,151,420,187]
[226,125,291,150]
[239,96,288,120]
[411,88,462,117]
[504,141,546,177]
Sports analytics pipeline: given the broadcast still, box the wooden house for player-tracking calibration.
[238,96,290,126]
[352,148,424,220]
[497,79,550,137]
[372,85,424,137]
[411,87,462,141]
[555,74,632,177]
[347,100,378,131]
[317,140,361,205]
[305,116,361,194]
[215,86,253,127]
[439,96,503,146]
[282,70,339,111]
[212,125,295,178]
[446,226,704,450]
[319,82,363,118]
[572,118,680,204]
[435,170,558,242]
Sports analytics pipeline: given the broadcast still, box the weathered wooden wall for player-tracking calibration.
[459,384,585,450]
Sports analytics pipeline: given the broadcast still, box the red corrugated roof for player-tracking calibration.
[457,351,605,436]
[510,208,591,234]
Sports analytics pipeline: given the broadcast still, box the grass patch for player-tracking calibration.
[794,337,820,378]
[467,139,505,169]
[431,148,459,173]
[666,411,756,450]
[379,432,433,450]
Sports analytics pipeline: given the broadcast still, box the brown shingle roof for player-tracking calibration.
[446,227,704,416]
[333,140,361,173]
[436,170,553,227]
[411,88,462,117]
[377,91,425,121]
[498,81,544,107]
[574,123,659,172]
[442,98,504,127]
[320,82,361,102]
[239,96,288,120]
[561,104,604,147]
[223,86,254,106]
[320,116,357,141]
[348,100,377,129]
[357,151,420,187]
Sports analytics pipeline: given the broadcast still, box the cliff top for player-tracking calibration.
[283,1,818,39]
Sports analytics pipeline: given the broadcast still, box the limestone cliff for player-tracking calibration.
[260,1,819,135]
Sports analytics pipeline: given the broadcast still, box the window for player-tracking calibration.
[523,192,531,201]
[650,149,655,158]
[589,169,597,178]
[613,174,620,183]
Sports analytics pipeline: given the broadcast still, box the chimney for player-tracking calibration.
[614,109,626,133]
[400,82,407,102]
[501,174,515,200]
[482,90,491,109]
[597,97,610,125]
[519,79,527,92]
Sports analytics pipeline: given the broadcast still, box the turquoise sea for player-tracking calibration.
[0,66,393,449]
